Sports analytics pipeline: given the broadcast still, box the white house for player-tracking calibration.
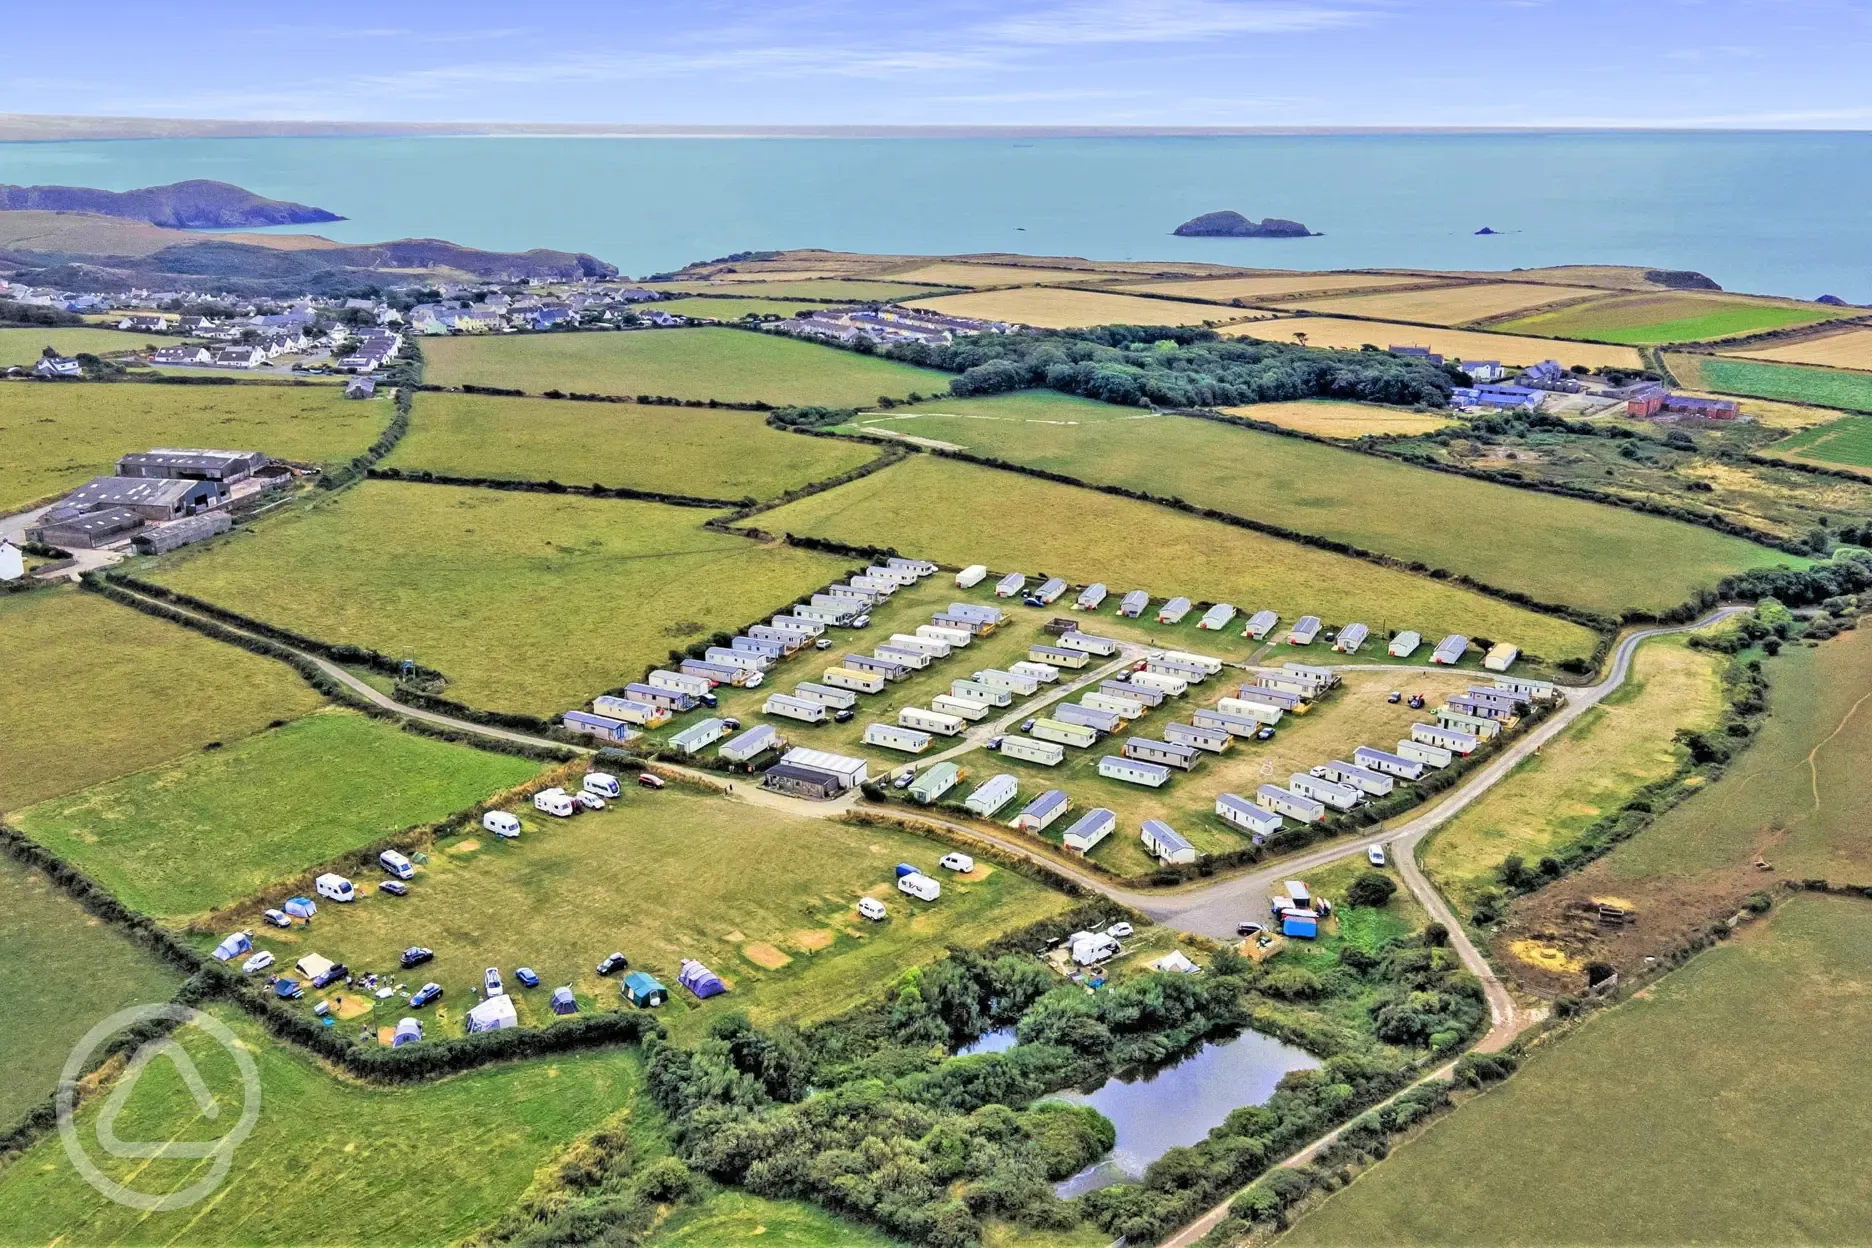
[0,540,22,582]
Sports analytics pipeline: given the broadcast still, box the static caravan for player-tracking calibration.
[824,584,877,605]
[1287,616,1322,645]
[951,678,1013,707]
[1388,630,1422,658]
[1284,662,1339,690]
[956,564,989,588]
[850,575,898,597]
[1055,702,1123,734]
[932,693,991,721]
[740,629,796,656]
[867,563,918,587]
[1014,788,1071,831]
[864,722,931,754]
[1128,669,1188,697]
[1495,675,1557,702]
[1234,685,1301,711]
[933,613,994,637]
[995,572,1027,598]
[947,602,1006,626]
[1321,759,1394,796]
[1438,707,1501,738]
[1029,643,1088,669]
[1140,820,1197,864]
[766,693,829,724]
[590,696,671,728]
[1199,602,1238,631]
[1244,609,1280,640]
[1166,721,1231,753]
[823,666,886,694]
[1354,745,1425,782]
[1102,678,1164,708]
[976,667,1040,696]
[1062,807,1117,853]
[625,682,696,712]
[1216,792,1282,842]
[1217,697,1283,726]
[1099,755,1171,788]
[886,557,937,579]
[1334,622,1370,654]
[1124,737,1199,770]
[1484,643,1520,673]
[900,706,965,737]
[909,762,961,803]
[1119,589,1150,618]
[1034,576,1068,604]
[796,602,857,626]
[793,681,858,709]
[650,669,711,698]
[706,647,768,674]
[842,653,910,681]
[1157,596,1193,624]
[1147,657,1209,684]
[999,734,1065,766]
[1432,634,1470,665]
[1411,722,1480,755]
[921,623,973,648]
[1256,672,1316,698]
[563,710,637,743]
[1076,583,1109,611]
[1059,631,1121,657]
[1396,737,1454,768]
[966,774,1019,817]
[682,659,748,687]
[1159,650,1224,675]
[1029,717,1098,749]
[1256,784,1326,824]
[1012,660,1061,684]
[780,746,869,789]
[1291,773,1360,810]
[890,633,949,658]
[1082,689,1146,719]
[770,614,825,637]
[1464,687,1523,713]
[1448,693,1513,721]
[875,645,932,670]
[1191,708,1265,737]
[671,718,729,755]
[720,723,780,763]
[748,626,805,654]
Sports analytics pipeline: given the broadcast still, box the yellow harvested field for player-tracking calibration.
[1114,272,1435,302]
[908,287,1264,329]
[886,262,1135,288]
[1223,316,1644,370]
[1727,326,1872,372]
[1218,400,1457,438]
[1387,265,1666,290]
[1281,282,1605,326]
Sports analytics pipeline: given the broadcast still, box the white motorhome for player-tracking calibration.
[315,873,357,903]
[378,850,414,880]
[582,773,623,798]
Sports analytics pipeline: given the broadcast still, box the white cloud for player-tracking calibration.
[984,0,1378,45]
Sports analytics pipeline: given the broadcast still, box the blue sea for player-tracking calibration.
[2,131,1869,300]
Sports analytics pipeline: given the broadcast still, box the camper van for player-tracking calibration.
[582,772,622,798]
[315,873,357,903]
[534,788,577,818]
[378,850,415,881]
[483,810,521,838]
[858,897,888,921]
[898,872,942,902]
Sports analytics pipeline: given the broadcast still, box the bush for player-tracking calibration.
[1345,871,1398,908]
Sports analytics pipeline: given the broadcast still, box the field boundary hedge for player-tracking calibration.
[366,467,742,509]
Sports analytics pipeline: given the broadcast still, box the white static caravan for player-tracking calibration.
[1062,807,1117,853]
[825,585,878,606]
[1411,722,1480,755]
[1140,820,1197,865]
[886,557,937,579]
[650,669,711,698]
[866,564,918,587]
[1461,687,1522,715]
[932,693,992,721]
[1287,615,1322,645]
[1191,708,1266,738]
[1355,745,1426,782]
[1157,596,1193,624]
[1011,660,1061,684]
[765,693,829,724]
[1244,609,1280,640]
[976,668,1040,696]
[966,773,1020,817]
[796,602,858,626]
[793,681,858,710]
[1128,669,1188,697]
[1101,679,1164,708]
[1014,789,1071,832]
[1147,657,1209,684]
[1438,707,1501,739]
[1124,736,1199,770]
[920,624,973,648]
[1029,718,1098,749]
[1388,630,1422,658]
[933,612,992,637]
[951,678,1014,707]
[1099,755,1171,788]
[1234,685,1301,711]
[1216,792,1283,842]
[1159,650,1224,676]
[721,724,781,763]
[946,602,1006,627]
[863,722,932,754]
[843,653,910,681]
[1119,589,1150,618]
[875,645,933,670]
[851,575,899,597]
[1034,576,1069,604]
[1166,721,1232,753]
[1334,623,1370,654]
[956,564,989,589]
[706,647,769,674]
[1059,631,1121,657]
[741,629,797,656]
[593,696,672,728]
[823,666,886,695]
[1396,737,1454,768]
[1082,690,1147,719]
[1432,634,1470,665]
[1056,703,1123,734]
[900,707,965,737]
[999,734,1065,766]
[1217,697,1283,726]
[625,682,694,713]
[1256,672,1317,699]
[1321,759,1394,797]
[890,633,950,659]
[1257,784,1326,824]
[1495,674,1557,702]
[1199,603,1238,631]
[671,718,729,755]
[1289,773,1360,811]
[1076,583,1108,611]
[1029,643,1089,669]
[770,614,826,638]
[1484,643,1520,673]
[995,572,1027,598]
[682,660,748,687]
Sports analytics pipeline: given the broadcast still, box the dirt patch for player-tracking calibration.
[956,865,995,882]
[743,942,792,969]
[722,929,746,943]
[1509,939,1583,975]
[791,928,835,952]
[448,838,480,854]
[328,994,375,1020]
[376,1025,397,1046]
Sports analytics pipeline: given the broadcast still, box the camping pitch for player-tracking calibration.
[679,959,727,1000]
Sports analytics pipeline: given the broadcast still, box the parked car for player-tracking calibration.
[484,967,504,996]
[1408,694,1426,710]
[275,979,304,1000]
[851,614,870,628]
[574,791,607,811]
[311,963,348,990]
[1387,690,1402,704]
[637,774,665,791]
[833,708,855,723]
[379,880,409,897]
[1368,845,1387,866]
[242,951,275,975]
[515,967,540,988]
[1105,922,1134,939]
[1236,921,1264,937]
[722,717,742,731]
[893,770,916,789]
[596,952,629,976]
[743,672,764,688]
[815,638,833,650]
[939,852,975,873]
[401,946,435,968]
[1256,727,1276,741]
[1310,765,1330,778]
[263,908,292,928]
[410,982,443,1008]
[699,692,719,708]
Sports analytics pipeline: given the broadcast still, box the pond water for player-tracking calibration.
[1052,1031,1322,1198]
[956,1026,1020,1057]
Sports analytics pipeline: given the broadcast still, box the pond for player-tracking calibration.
[1052,1030,1322,1197]
[956,1026,1019,1057]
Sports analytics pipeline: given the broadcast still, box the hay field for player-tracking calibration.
[842,393,1785,616]
[1214,401,1454,437]
[757,454,1597,662]
[1392,265,1663,290]
[0,380,392,510]
[14,709,540,918]
[143,482,851,714]
[1283,896,1872,1247]
[1,587,324,811]
[907,287,1259,330]
[421,326,948,404]
[0,326,162,364]
[636,295,835,320]
[884,262,1137,288]
[1725,324,1872,371]
[650,278,958,301]
[1281,282,1604,326]
[1501,291,1848,345]
[385,391,877,500]
[1112,273,1433,302]
[1222,317,1643,370]
[1668,353,1872,414]
[0,1004,646,1247]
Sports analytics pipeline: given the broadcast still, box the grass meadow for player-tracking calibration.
[12,709,541,918]
[1282,896,1872,1246]
[1669,352,1872,415]
[1214,401,1454,438]
[1,586,324,811]
[1280,282,1603,326]
[142,481,852,713]
[384,391,878,500]
[0,326,162,365]
[0,855,184,1129]
[904,287,1265,329]
[1501,292,1847,345]
[1768,414,1872,469]
[640,295,836,320]
[0,1004,646,1247]
[1728,324,1872,371]
[421,327,948,404]
[647,1189,903,1247]
[1221,317,1644,370]
[840,392,1785,616]
[0,380,393,510]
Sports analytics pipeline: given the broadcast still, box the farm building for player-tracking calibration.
[947,602,1005,626]
[1334,623,1370,654]
[966,773,1019,817]
[623,971,668,1008]
[842,653,910,681]
[1124,737,1200,770]
[1495,674,1556,701]
[117,448,267,483]
[1140,820,1197,865]
[1216,793,1282,842]
[1461,360,1506,382]
[1034,577,1069,604]
[764,760,857,799]
[1234,685,1301,710]
[1216,697,1282,726]
[1119,590,1150,618]
[766,693,829,724]
[129,511,232,555]
[1059,631,1120,657]
[977,667,1040,695]
[56,474,228,523]
[1029,643,1089,668]
[1055,703,1123,734]
[864,723,932,754]
[1191,708,1266,737]
[1288,616,1322,645]
[1166,721,1232,752]
[562,710,638,743]
[37,506,142,551]
[1012,660,1061,684]
[1397,737,1454,768]
[900,706,965,737]
[651,669,711,697]
[1290,773,1360,810]
[721,724,781,762]
[1030,718,1098,749]
[1257,784,1326,824]
[1014,789,1071,831]
[1199,603,1238,631]
[932,693,990,720]
[1438,707,1501,738]
[591,696,671,728]
[793,681,857,709]
[1129,669,1188,697]
[1432,634,1470,665]
[956,564,988,588]
[951,678,1013,706]
[671,718,729,755]
[1411,722,1480,755]
[921,624,973,648]
[1484,642,1520,672]
[1062,808,1116,853]
[824,667,886,694]
[1388,631,1422,658]
[910,762,961,803]
[678,959,727,1000]
[999,735,1065,766]
[1157,597,1193,624]
[876,645,932,670]
[1321,760,1394,796]
[624,682,697,712]
[781,747,868,786]
[1244,609,1280,640]
[1354,745,1425,781]
[995,572,1027,598]
[1083,689,1147,719]
[1101,678,1164,707]
[889,633,949,658]
[1099,755,1171,788]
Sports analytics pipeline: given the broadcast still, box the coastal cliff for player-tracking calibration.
[0,179,343,229]
[1173,210,1317,238]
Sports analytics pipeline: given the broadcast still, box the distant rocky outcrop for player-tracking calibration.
[1643,268,1722,291]
[1173,210,1317,238]
[0,179,342,229]
[1474,226,1500,235]
[1817,294,1849,306]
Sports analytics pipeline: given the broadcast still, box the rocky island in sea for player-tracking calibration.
[1172,210,1318,238]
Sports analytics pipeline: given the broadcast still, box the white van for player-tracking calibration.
[315,873,356,903]
[483,811,521,839]
[857,897,888,922]
[534,788,577,818]
[582,772,622,799]
[378,850,414,880]
[897,872,941,903]
[939,852,975,873]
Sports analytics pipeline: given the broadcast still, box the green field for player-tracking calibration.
[0,1004,646,1247]
[645,295,837,320]
[757,454,1600,664]
[648,279,962,301]
[12,710,541,918]
[0,380,394,510]
[0,855,183,1129]
[1501,292,1846,345]
[840,391,1787,615]
[227,785,1072,1040]
[1673,353,1872,414]
[1769,414,1872,468]
[647,1189,903,1246]
[1282,896,1872,1246]
[0,325,163,365]
[384,391,878,501]
[1,586,324,811]
[142,481,851,714]
[421,327,949,404]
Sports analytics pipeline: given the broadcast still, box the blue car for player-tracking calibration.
[410,982,443,1008]
[514,967,540,988]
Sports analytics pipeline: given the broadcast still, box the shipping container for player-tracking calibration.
[863,723,932,753]
[900,707,965,737]
[1099,755,1171,788]
[999,735,1065,766]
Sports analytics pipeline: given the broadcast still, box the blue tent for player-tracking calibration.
[392,1018,423,1047]
[284,897,317,920]
[678,959,726,1000]
[212,931,251,962]
[550,987,579,1016]
[623,971,668,1008]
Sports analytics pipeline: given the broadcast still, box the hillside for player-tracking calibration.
[0,179,340,228]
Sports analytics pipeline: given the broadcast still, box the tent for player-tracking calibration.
[549,987,579,1016]
[284,897,317,920]
[295,953,335,980]
[1151,951,1201,975]
[212,931,252,962]
[392,1018,423,1047]
[466,994,518,1033]
[677,959,726,1000]
[623,971,668,1008]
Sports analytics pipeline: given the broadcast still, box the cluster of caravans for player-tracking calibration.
[841,592,1035,757]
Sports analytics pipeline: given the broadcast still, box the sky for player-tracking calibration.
[9,0,1872,128]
